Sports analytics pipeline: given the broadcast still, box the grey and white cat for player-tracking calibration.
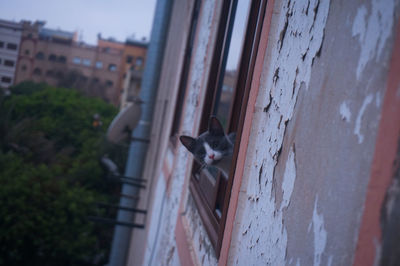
[180,117,236,178]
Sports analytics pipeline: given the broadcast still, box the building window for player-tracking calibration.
[36,52,45,60]
[21,65,27,71]
[6,43,17,50]
[48,54,57,62]
[105,80,113,87]
[0,41,4,48]
[186,0,267,256]
[1,76,12,84]
[24,50,30,55]
[95,61,103,69]
[4,60,15,67]
[58,56,67,64]
[126,55,134,63]
[108,64,117,71]
[33,68,42,76]
[170,0,202,142]
[72,57,81,64]
[82,58,91,66]
[135,57,143,67]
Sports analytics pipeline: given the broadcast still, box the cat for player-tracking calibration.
[180,116,236,178]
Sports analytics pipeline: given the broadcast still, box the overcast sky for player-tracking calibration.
[0,0,157,45]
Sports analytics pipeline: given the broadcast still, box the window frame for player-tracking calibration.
[170,0,203,145]
[188,0,268,257]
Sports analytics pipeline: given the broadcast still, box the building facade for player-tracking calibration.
[11,20,147,106]
[0,19,22,88]
[121,0,400,265]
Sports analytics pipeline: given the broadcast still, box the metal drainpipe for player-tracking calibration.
[108,0,174,265]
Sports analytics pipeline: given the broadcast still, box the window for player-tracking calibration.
[58,56,67,64]
[105,80,113,87]
[24,50,30,55]
[126,55,134,63]
[135,57,143,67]
[48,54,57,61]
[33,68,42,76]
[108,64,117,71]
[72,57,81,64]
[0,41,4,48]
[6,43,17,50]
[1,76,12,84]
[4,60,15,67]
[187,0,267,256]
[36,52,45,60]
[21,65,27,71]
[170,0,202,143]
[82,58,91,66]
[95,61,103,69]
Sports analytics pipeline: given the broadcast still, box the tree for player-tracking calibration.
[0,82,121,265]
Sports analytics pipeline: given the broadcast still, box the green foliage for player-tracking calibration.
[0,82,121,265]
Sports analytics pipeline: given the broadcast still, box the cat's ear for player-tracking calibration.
[209,116,225,136]
[180,136,196,152]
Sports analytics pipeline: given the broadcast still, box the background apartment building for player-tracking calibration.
[7,20,147,107]
[0,19,22,88]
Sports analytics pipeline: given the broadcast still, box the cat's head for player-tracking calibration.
[180,116,234,166]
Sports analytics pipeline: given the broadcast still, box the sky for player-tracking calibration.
[0,0,157,45]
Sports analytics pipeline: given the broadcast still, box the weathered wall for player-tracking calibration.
[127,0,400,265]
[126,0,222,264]
[228,0,399,265]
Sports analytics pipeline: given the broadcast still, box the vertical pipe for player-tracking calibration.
[108,0,174,265]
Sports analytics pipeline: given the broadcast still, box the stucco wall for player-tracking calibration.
[228,0,399,265]
[127,0,400,265]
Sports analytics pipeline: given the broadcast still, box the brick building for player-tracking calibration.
[10,20,147,106]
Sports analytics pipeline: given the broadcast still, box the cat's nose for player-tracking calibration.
[209,154,215,159]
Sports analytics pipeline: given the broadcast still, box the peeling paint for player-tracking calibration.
[354,94,373,144]
[352,0,396,79]
[280,146,297,211]
[311,197,327,266]
[339,101,351,122]
[229,0,331,265]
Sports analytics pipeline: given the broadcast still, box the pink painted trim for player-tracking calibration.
[218,1,275,265]
[175,214,196,266]
[353,18,400,266]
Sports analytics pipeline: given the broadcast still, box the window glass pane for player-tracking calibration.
[213,0,251,130]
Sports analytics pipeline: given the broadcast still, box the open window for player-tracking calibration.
[188,0,267,256]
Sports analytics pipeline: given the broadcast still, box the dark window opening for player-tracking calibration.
[126,55,134,63]
[4,60,15,67]
[36,52,45,60]
[33,68,42,76]
[58,56,67,63]
[6,43,17,50]
[108,64,117,71]
[48,54,57,62]
[105,80,113,87]
[1,76,12,84]
[0,41,4,48]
